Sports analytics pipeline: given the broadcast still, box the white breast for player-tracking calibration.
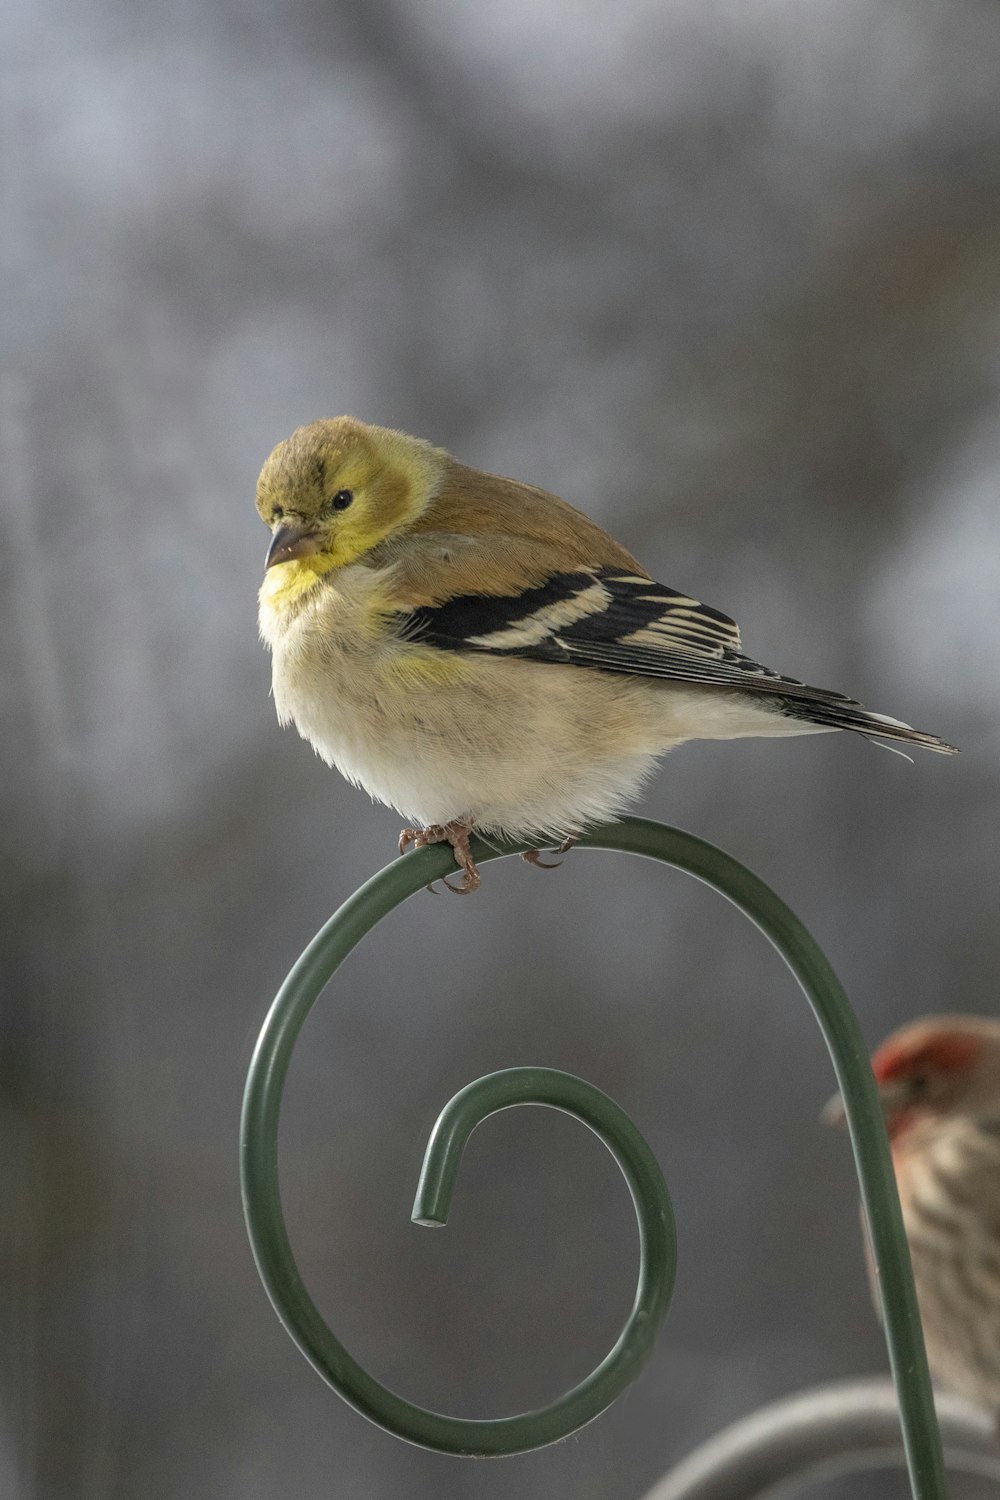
[260,564,678,835]
[259,563,819,838]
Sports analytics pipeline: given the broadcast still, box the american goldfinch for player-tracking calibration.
[257,417,955,892]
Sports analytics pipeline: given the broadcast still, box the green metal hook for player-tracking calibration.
[240,818,947,1497]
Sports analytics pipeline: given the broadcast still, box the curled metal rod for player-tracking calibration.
[641,1377,1000,1500]
[240,818,947,1495]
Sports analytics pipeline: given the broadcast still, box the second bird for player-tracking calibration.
[827,1016,1000,1418]
[257,417,955,891]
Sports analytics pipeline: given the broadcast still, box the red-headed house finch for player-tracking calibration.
[825,1015,1000,1415]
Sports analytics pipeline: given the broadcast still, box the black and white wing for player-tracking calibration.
[401,567,956,753]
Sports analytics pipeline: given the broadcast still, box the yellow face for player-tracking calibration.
[256,416,444,582]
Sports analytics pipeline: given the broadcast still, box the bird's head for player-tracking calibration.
[823,1015,1000,1144]
[256,417,447,578]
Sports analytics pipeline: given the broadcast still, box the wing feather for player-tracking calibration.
[392,560,956,752]
[402,567,748,668]
[399,563,886,708]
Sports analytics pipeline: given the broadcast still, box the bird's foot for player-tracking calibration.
[398,820,481,894]
[520,836,578,871]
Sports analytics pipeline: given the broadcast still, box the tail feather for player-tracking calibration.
[778,692,957,754]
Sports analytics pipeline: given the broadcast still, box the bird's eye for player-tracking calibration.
[908,1074,930,1098]
[331,490,354,511]
[272,505,284,522]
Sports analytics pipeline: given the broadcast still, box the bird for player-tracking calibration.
[256,416,955,891]
[825,1016,1000,1417]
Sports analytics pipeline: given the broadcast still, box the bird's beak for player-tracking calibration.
[821,1079,910,1129]
[821,1091,847,1129]
[265,521,323,570]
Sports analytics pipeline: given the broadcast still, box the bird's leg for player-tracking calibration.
[398,820,481,894]
[520,835,578,871]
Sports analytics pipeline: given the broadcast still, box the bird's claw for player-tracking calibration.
[521,849,563,870]
[397,821,481,894]
[520,836,577,872]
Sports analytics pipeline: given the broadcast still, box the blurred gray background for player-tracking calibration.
[5,0,1000,1496]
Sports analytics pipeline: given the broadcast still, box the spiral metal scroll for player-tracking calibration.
[240,818,947,1497]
